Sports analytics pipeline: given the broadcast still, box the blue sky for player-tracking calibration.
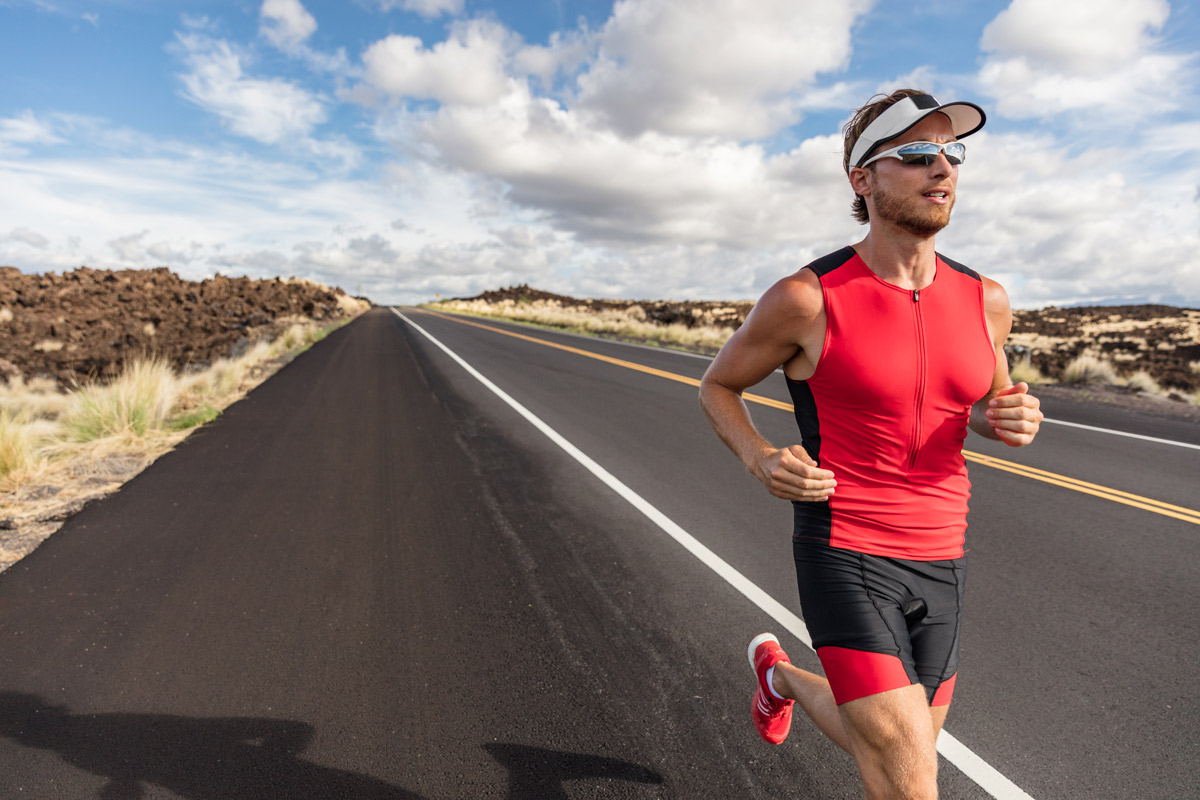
[2,0,1198,308]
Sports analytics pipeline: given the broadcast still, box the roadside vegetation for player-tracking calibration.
[1058,352,1199,405]
[0,317,353,569]
[1,320,346,487]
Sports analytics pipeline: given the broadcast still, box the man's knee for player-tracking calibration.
[839,686,939,797]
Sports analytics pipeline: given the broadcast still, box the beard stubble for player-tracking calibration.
[871,183,954,238]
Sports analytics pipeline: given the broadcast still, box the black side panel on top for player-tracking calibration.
[785,376,832,543]
[806,246,857,278]
[936,253,981,282]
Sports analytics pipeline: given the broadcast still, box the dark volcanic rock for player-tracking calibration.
[0,266,369,386]
[1010,305,1200,391]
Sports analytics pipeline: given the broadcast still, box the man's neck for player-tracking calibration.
[852,228,939,290]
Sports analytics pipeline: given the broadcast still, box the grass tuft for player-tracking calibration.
[62,359,178,442]
[1123,370,1161,394]
[1008,358,1045,385]
[274,323,308,354]
[0,409,37,480]
[1062,353,1120,385]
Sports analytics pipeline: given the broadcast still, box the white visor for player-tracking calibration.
[849,94,985,169]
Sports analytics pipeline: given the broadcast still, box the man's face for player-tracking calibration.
[857,112,959,237]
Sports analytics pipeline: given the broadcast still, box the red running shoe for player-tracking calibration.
[748,632,794,745]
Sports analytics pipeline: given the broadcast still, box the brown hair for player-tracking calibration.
[842,88,930,225]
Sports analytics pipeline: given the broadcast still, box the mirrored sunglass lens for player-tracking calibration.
[897,142,964,166]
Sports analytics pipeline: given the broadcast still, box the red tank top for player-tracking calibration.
[787,247,995,560]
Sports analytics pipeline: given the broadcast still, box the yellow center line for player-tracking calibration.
[414,308,1200,525]
[416,308,790,410]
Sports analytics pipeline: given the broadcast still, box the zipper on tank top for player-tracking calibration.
[908,289,926,471]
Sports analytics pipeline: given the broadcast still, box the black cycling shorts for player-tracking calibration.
[793,539,966,706]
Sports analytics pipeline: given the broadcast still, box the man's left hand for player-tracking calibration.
[985,382,1043,446]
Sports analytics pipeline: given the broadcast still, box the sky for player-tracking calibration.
[1,0,1199,308]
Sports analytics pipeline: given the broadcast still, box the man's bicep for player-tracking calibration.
[706,319,800,394]
[704,270,819,393]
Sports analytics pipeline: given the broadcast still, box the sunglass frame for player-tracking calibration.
[860,140,966,168]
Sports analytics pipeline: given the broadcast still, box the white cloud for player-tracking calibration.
[572,0,871,139]
[977,51,1192,120]
[108,231,150,263]
[174,32,327,143]
[513,27,594,91]
[260,0,318,52]
[0,110,64,155]
[361,19,516,106]
[375,0,465,19]
[352,1,873,250]
[4,227,51,249]
[978,0,1194,121]
[257,0,353,76]
[981,0,1169,73]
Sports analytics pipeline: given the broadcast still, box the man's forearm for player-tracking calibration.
[699,380,773,472]
[968,402,1001,440]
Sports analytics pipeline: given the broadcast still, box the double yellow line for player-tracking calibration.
[415,309,1200,526]
[960,451,1200,524]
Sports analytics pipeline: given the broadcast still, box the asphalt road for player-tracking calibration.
[1,306,1196,799]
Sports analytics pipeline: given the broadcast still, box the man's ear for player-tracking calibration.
[848,166,872,197]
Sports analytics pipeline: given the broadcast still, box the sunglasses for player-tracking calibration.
[861,140,966,167]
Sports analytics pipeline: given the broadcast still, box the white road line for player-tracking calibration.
[1040,418,1200,450]
[396,309,1037,800]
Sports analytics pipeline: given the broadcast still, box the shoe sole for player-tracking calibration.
[747,632,779,669]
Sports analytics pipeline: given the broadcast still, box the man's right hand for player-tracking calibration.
[753,445,836,502]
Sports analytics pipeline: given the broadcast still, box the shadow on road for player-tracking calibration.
[484,742,665,798]
[0,692,426,799]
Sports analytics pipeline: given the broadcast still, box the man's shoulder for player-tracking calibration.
[760,262,827,321]
[805,246,859,278]
[934,251,1008,310]
[751,246,863,328]
[935,252,982,282]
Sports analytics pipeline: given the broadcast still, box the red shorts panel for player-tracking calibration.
[817,646,913,705]
[931,673,957,707]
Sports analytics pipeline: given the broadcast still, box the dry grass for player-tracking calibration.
[0,410,39,479]
[431,298,737,352]
[1008,358,1045,385]
[337,293,371,317]
[62,358,179,442]
[1062,353,1120,385]
[1123,370,1162,394]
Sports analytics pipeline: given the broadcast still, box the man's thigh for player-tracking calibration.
[838,684,938,765]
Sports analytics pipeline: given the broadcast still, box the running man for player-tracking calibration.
[699,89,1044,799]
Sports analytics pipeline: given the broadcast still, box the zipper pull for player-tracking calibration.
[913,289,920,302]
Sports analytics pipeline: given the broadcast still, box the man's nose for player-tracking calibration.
[929,152,954,177]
